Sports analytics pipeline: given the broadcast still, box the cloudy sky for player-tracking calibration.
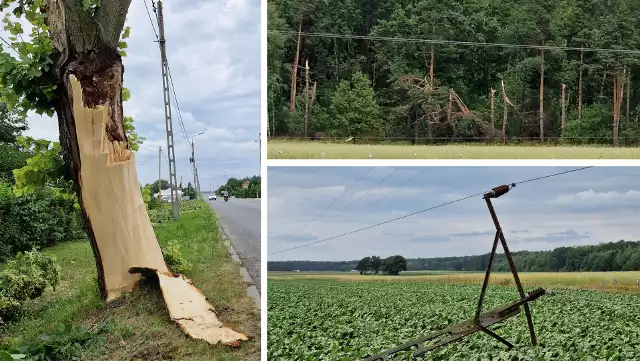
[268,166,640,261]
[6,0,260,189]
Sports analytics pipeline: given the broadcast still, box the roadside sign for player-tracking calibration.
[242,180,249,189]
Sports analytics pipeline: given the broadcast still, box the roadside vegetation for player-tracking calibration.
[0,45,256,361]
[268,0,640,158]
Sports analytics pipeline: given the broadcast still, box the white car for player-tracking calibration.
[208,194,217,201]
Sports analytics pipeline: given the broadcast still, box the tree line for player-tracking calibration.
[216,176,261,198]
[268,0,640,145]
[267,240,640,273]
[355,255,407,275]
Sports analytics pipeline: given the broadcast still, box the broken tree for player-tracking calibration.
[0,0,247,346]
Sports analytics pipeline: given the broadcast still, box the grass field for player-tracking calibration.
[267,140,640,159]
[269,270,640,292]
[268,278,640,360]
[2,201,259,361]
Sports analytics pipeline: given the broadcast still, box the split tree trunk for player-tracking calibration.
[47,0,168,302]
[427,44,435,141]
[289,22,302,113]
[44,0,249,345]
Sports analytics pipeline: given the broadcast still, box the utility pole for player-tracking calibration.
[157,146,162,199]
[156,0,179,219]
[190,132,204,200]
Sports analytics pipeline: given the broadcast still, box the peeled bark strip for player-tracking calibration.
[66,74,169,300]
[130,268,250,346]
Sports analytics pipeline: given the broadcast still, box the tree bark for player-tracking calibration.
[48,0,168,302]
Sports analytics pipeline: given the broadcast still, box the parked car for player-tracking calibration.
[208,194,217,201]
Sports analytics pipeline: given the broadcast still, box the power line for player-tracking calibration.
[143,0,159,40]
[321,168,396,225]
[165,63,192,147]
[270,30,640,55]
[341,169,424,224]
[299,166,374,230]
[143,0,191,150]
[268,166,595,256]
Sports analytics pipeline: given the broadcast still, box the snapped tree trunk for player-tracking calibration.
[289,22,302,113]
[45,0,249,345]
[47,0,167,302]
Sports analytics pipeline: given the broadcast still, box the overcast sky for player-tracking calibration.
[268,166,640,261]
[6,0,260,189]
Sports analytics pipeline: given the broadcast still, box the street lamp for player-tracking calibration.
[191,132,205,199]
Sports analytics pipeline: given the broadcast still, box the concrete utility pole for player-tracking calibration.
[156,0,179,219]
[157,146,162,199]
[191,132,204,200]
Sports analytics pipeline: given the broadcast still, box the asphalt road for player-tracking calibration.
[207,197,261,294]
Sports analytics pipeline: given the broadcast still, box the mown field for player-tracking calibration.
[267,140,640,159]
[267,276,640,360]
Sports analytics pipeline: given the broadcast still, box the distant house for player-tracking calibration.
[154,188,183,201]
[292,270,300,272]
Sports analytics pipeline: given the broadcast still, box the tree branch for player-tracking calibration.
[94,0,132,47]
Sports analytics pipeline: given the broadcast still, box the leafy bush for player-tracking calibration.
[179,200,202,212]
[0,323,107,360]
[148,206,171,224]
[0,181,84,262]
[0,250,60,323]
[161,240,192,275]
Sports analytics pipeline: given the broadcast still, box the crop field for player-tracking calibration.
[267,279,640,360]
[268,271,640,292]
[266,140,640,159]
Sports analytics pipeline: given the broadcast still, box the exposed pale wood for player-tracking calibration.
[613,70,624,146]
[69,75,168,301]
[304,59,310,137]
[289,22,302,113]
[148,270,250,346]
[501,80,512,143]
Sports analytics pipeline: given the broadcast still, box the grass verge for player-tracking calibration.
[267,140,640,159]
[1,200,259,361]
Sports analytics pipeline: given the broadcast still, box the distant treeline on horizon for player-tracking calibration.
[268,240,640,273]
